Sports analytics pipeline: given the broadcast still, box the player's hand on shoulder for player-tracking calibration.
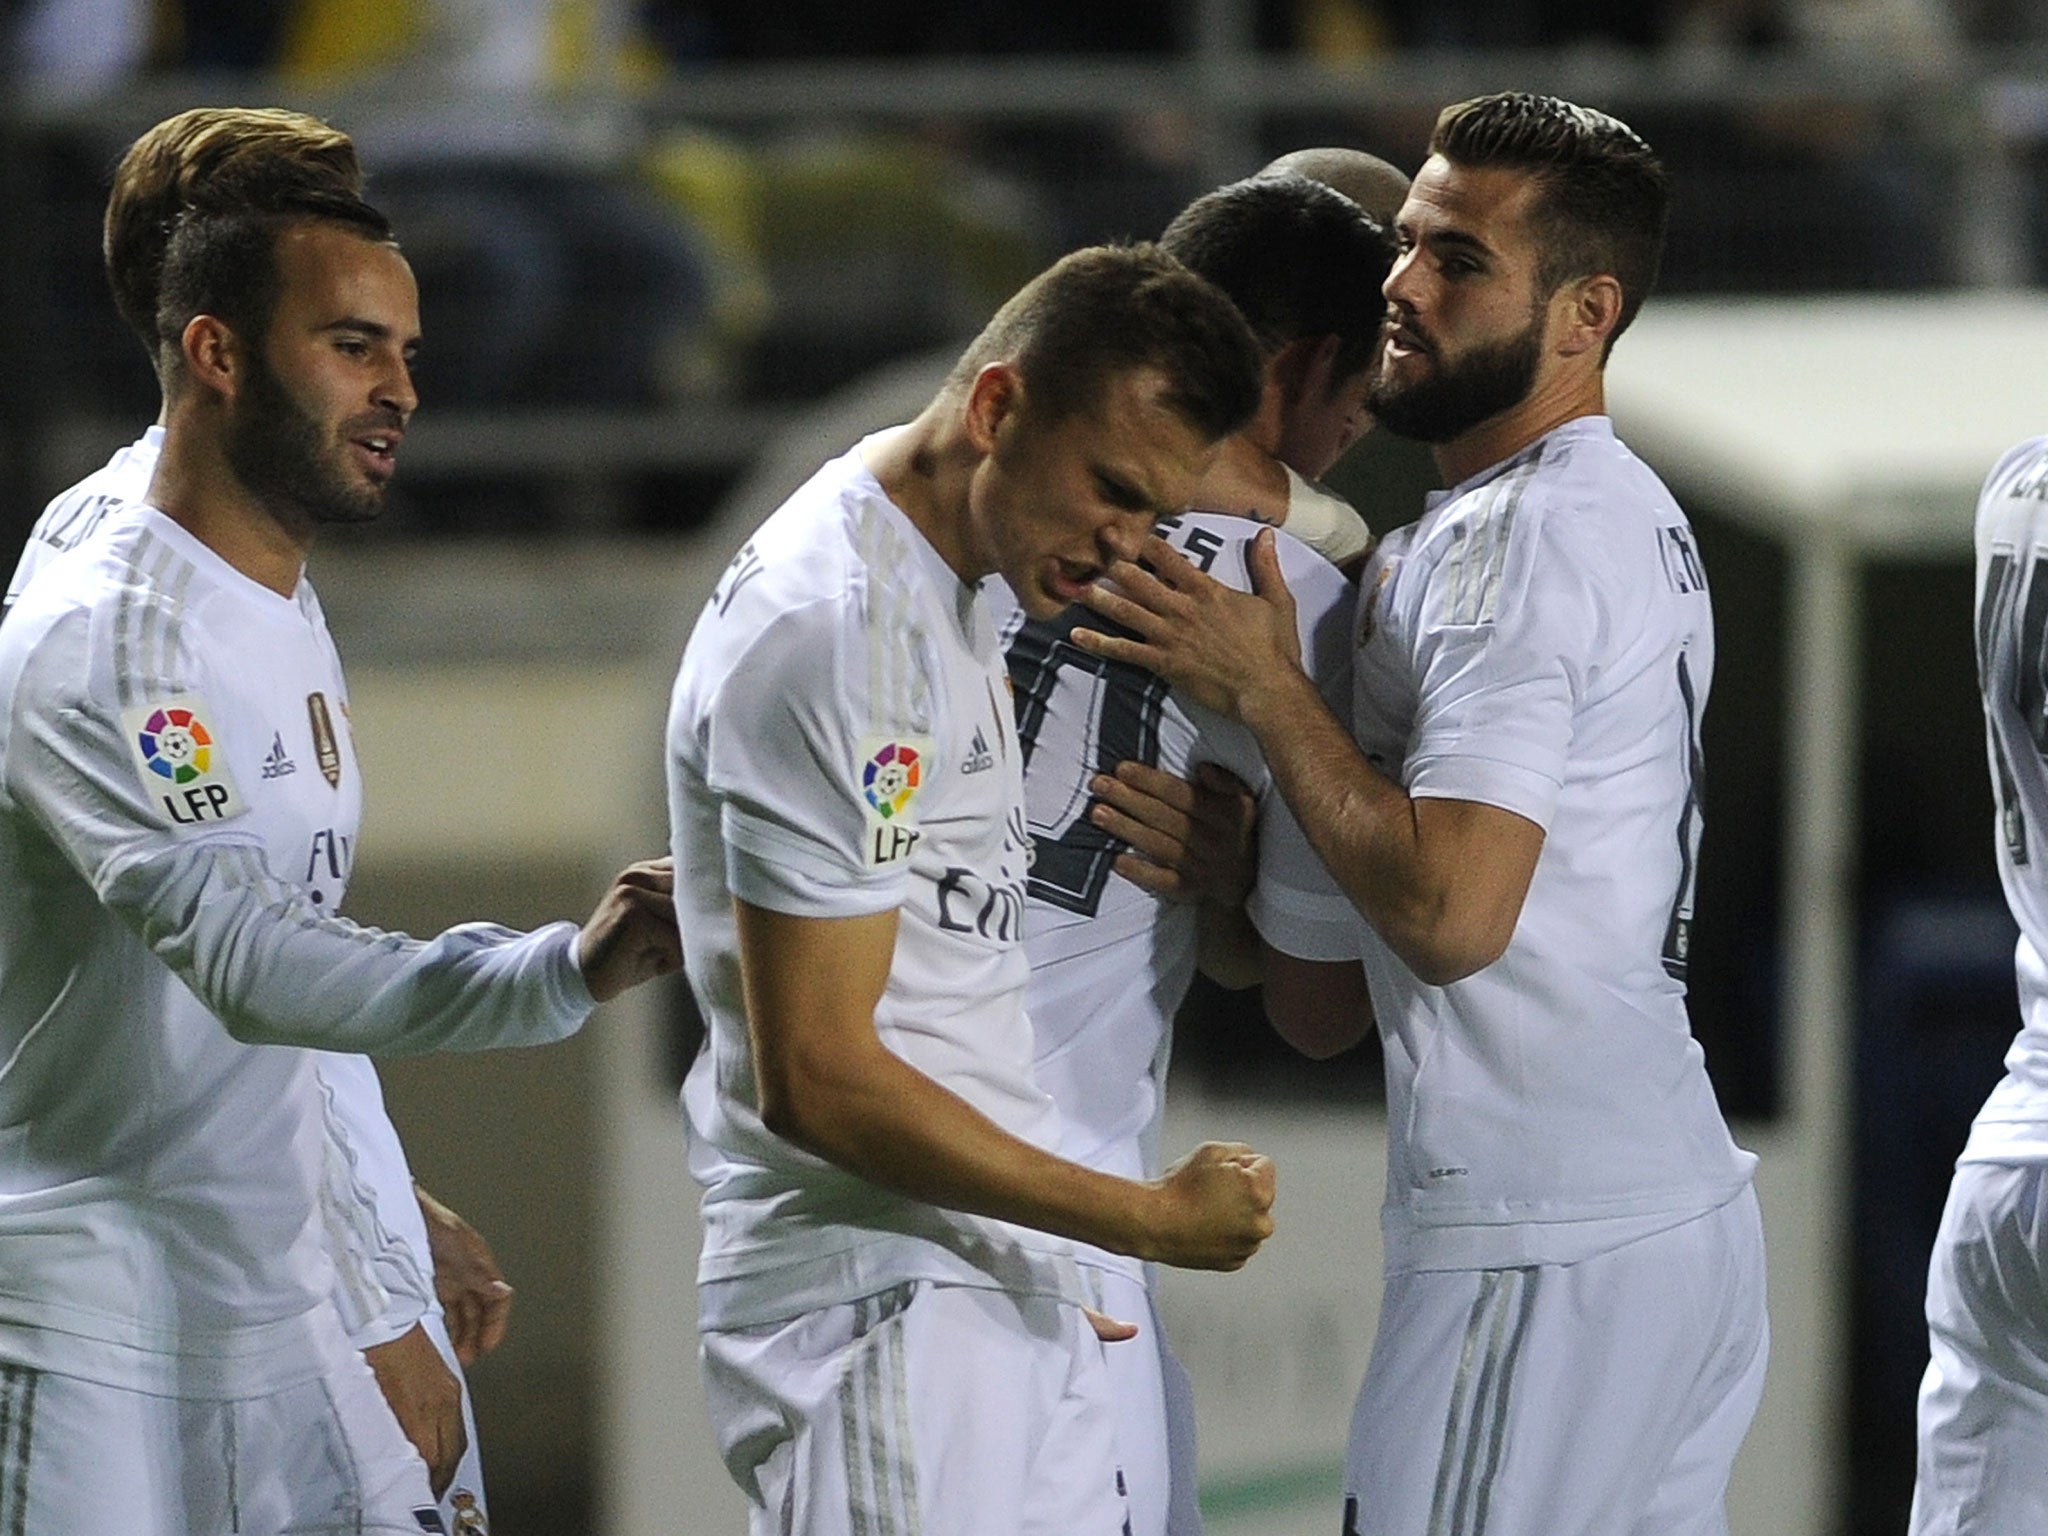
[1094,760,1256,907]
[1146,1140,1276,1271]
[576,857,682,1003]
[1076,531,1303,720]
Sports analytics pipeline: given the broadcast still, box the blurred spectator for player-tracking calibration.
[280,0,717,407]
[18,0,718,407]
[16,0,151,100]
[644,126,1045,398]
[637,0,1182,60]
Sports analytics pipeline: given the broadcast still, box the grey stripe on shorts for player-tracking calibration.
[0,1363,39,1536]
[841,1288,922,1536]
[1427,1268,1537,1536]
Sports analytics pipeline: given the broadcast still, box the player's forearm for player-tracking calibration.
[759,1038,1169,1260]
[112,844,593,1053]
[1238,672,1495,985]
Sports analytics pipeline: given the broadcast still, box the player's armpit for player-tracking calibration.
[1261,947,1373,1058]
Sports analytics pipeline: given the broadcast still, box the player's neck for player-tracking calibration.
[1433,367,1605,488]
[147,428,311,599]
[1186,431,1288,522]
[863,406,983,588]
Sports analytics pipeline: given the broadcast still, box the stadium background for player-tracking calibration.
[1,1,2037,1530]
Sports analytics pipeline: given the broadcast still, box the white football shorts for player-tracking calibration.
[0,1345,439,1534]
[1911,1159,2048,1535]
[701,1280,1127,1536]
[1091,1265,1202,1536]
[1342,1187,1767,1536]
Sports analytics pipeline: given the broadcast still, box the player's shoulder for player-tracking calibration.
[1158,510,1346,599]
[716,445,930,622]
[684,454,929,703]
[10,512,222,658]
[1478,419,1685,576]
[28,430,159,539]
[1517,417,1678,523]
[1977,434,2048,515]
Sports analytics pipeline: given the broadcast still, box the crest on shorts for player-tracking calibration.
[449,1489,488,1534]
[122,696,247,827]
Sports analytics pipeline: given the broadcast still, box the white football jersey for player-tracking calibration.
[668,438,1084,1330]
[1962,435,2048,1164]
[1269,417,1756,1271]
[991,513,1355,1284]
[0,509,590,1395]
[5,431,433,1348]
[3,427,162,614]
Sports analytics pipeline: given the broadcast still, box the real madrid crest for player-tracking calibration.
[306,692,342,789]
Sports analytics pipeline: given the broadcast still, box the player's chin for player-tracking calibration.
[310,485,390,527]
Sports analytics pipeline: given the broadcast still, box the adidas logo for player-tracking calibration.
[960,726,995,775]
[260,731,297,780]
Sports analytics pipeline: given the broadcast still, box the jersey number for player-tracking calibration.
[1663,649,1705,979]
[1006,610,1170,916]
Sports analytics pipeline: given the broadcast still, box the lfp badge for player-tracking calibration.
[858,735,930,867]
[138,705,214,784]
[123,695,247,826]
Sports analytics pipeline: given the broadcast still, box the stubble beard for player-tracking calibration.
[225,347,386,529]
[1368,311,1544,446]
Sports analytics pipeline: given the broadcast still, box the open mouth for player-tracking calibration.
[349,432,402,480]
[1384,323,1431,361]
[1046,560,1100,603]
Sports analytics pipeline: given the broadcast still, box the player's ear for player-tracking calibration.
[1553,274,1622,360]
[963,363,1023,454]
[1270,333,1342,412]
[180,314,243,401]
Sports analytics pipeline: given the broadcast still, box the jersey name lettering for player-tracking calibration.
[935,864,1026,942]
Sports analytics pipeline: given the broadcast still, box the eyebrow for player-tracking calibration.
[1092,464,1149,506]
[320,316,422,351]
[1102,463,1186,520]
[1420,228,1495,262]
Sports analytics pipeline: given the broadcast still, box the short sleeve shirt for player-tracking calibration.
[667,438,1084,1328]
[991,513,1356,1283]
[1284,419,1756,1271]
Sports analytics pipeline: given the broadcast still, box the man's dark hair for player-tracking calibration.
[156,191,396,387]
[105,107,363,361]
[946,243,1262,443]
[1160,173,1395,385]
[1431,92,1668,353]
